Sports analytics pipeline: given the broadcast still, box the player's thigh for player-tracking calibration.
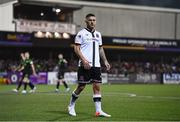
[57,71,64,79]
[91,67,102,83]
[77,67,91,83]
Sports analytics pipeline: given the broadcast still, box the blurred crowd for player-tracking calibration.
[0,56,180,74]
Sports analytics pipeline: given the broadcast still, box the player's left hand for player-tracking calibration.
[105,61,111,71]
[33,73,38,77]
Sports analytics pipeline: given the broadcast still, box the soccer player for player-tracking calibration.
[68,13,111,117]
[55,53,70,92]
[12,53,26,92]
[13,52,37,94]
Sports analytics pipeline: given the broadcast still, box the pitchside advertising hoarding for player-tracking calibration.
[0,72,11,84]
[1,72,180,84]
[0,72,108,85]
[108,73,161,84]
[163,73,180,84]
[47,72,108,85]
[6,72,48,84]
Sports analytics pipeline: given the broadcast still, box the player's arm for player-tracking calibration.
[15,65,21,71]
[16,65,24,72]
[74,44,90,69]
[63,59,68,64]
[99,46,110,71]
[31,62,37,76]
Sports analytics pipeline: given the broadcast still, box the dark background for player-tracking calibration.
[85,0,180,9]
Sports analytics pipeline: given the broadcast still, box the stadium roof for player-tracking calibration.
[0,0,15,4]
[1,0,180,13]
[83,0,180,9]
[19,0,180,13]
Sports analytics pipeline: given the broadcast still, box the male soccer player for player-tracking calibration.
[68,13,111,117]
[12,53,26,92]
[13,52,37,94]
[55,53,70,92]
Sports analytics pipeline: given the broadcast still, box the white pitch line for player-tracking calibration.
[2,91,180,100]
[137,95,180,100]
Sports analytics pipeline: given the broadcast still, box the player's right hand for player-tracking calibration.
[82,60,91,69]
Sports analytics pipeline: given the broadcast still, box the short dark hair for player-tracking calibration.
[86,13,95,18]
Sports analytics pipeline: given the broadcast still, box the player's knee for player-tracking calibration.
[93,83,100,91]
[78,84,86,91]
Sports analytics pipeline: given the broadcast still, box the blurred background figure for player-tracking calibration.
[55,53,70,92]
[12,52,37,94]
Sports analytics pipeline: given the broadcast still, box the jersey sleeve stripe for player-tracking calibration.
[74,43,81,45]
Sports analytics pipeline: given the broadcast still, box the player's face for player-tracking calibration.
[58,54,63,59]
[25,52,30,59]
[85,16,96,30]
[20,53,25,60]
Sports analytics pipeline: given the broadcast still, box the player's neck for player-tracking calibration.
[85,27,95,33]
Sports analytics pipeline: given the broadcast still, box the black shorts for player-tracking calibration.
[57,71,65,79]
[78,67,102,83]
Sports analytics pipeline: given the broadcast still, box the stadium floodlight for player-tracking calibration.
[45,32,53,38]
[55,9,61,13]
[35,31,44,38]
[40,12,44,16]
[54,32,61,38]
[62,32,70,39]
[52,8,61,13]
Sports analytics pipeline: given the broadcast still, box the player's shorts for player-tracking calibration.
[77,67,102,84]
[22,74,30,83]
[57,71,65,79]
[23,76,30,83]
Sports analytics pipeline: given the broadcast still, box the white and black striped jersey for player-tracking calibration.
[75,28,102,67]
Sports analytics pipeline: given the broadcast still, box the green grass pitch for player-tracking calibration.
[0,84,180,121]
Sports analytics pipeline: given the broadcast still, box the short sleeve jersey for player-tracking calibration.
[75,28,102,67]
[23,59,33,74]
[58,59,67,72]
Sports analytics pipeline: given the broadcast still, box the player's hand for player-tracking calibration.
[33,73,38,77]
[63,59,68,63]
[105,61,111,71]
[82,60,91,70]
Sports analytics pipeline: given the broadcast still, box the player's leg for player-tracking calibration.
[28,74,36,93]
[29,82,35,89]
[68,83,86,116]
[93,82,111,117]
[28,82,36,93]
[22,76,29,94]
[68,67,90,116]
[62,80,70,92]
[59,71,70,92]
[55,72,61,92]
[55,80,60,92]
[92,67,111,117]
[12,73,25,92]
